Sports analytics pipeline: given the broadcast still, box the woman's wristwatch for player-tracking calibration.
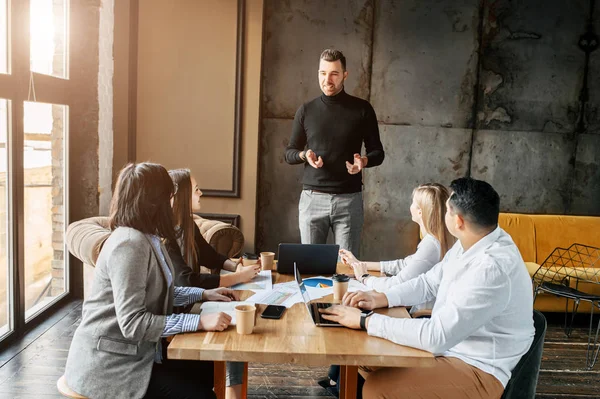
[359,273,371,284]
[360,309,374,330]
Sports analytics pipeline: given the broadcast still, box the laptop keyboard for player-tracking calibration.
[313,303,338,324]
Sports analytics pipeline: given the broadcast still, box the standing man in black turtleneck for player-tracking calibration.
[284,49,385,256]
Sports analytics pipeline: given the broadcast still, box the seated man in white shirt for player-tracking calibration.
[320,177,535,399]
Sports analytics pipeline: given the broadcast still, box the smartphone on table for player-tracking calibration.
[261,304,286,319]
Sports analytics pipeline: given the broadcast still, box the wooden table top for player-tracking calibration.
[167,264,434,368]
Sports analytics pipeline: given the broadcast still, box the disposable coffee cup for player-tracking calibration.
[235,304,256,335]
[260,252,275,271]
[241,253,259,267]
[332,274,350,302]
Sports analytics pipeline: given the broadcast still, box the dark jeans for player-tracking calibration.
[144,358,215,399]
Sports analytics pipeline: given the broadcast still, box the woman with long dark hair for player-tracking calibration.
[169,168,255,399]
[65,163,237,399]
[167,169,260,289]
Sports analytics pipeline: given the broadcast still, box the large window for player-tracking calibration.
[0,0,70,343]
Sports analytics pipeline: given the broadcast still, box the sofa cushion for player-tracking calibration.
[66,217,111,266]
[532,215,600,265]
[525,262,539,277]
[192,215,244,258]
[499,213,537,263]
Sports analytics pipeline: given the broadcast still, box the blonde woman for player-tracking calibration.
[340,183,454,293]
[320,183,456,394]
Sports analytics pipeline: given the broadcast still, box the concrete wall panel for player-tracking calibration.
[370,0,479,127]
[256,118,304,253]
[480,0,586,133]
[361,125,472,260]
[471,130,575,213]
[571,134,600,214]
[257,0,600,263]
[585,40,600,134]
[262,0,374,119]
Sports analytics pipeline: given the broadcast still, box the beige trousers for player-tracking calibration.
[361,357,504,399]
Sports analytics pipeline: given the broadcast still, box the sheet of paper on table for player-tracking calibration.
[244,284,299,308]
[348,278,368,292]
[194,301,252,326]
[226,270,273,291]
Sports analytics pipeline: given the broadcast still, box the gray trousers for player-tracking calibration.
[298,190,363,256]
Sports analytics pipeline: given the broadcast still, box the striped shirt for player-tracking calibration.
[148,235,205,363]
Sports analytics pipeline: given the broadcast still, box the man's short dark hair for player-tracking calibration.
[320,49,346,71]
[448,177,500,229]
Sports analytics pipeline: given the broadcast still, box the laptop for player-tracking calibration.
[294,263,341,327]
[277,243,339,274]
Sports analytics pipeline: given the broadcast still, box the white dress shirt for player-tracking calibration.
[367,227,534,387]
[367,234,441,291]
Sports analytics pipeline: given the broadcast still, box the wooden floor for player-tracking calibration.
[0,300,598,398]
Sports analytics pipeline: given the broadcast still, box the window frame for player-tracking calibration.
[0,0,74,348]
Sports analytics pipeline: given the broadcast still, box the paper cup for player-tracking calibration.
[333,280,349,302]
[260,252,275,271]
[242,253,259,267]
[235,304,256,335]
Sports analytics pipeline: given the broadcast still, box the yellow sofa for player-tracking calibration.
[499,213,600,312]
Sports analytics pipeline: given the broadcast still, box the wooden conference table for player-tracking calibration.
[167,264,434,399]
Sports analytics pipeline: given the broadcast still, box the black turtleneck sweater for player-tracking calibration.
[285,89,385,194]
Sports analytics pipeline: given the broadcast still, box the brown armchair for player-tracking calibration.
[66,216,244,298]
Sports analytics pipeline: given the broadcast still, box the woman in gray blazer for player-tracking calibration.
[65,163,236,399]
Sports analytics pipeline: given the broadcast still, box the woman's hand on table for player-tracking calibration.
[236,263,261,282]
[319,305,362,329]
[198,312,232,332]
[202,287,240,302]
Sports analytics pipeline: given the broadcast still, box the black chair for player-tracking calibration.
[500,310,547,399]
[532,243,600,368]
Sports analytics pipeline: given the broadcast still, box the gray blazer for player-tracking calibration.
[65,227,175,399]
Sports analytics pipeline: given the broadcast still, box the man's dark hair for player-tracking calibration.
[320,49,346,71]
[448,177,500,229]
[109,162,178,244]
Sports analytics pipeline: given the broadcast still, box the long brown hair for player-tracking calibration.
[412,183,455,260]
[109,162,177,243]
[168,169,198,269]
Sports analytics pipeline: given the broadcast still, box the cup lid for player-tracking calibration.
[242,252,258,260]
[332,273,350,282]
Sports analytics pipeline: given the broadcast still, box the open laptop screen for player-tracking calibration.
[294,263,314,318]
[278,243,339,274]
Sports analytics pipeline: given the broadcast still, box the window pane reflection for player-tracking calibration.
[30,0,68,78]
[0,0,7,74]
[0,99,10,336]
[23,101,67,320]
